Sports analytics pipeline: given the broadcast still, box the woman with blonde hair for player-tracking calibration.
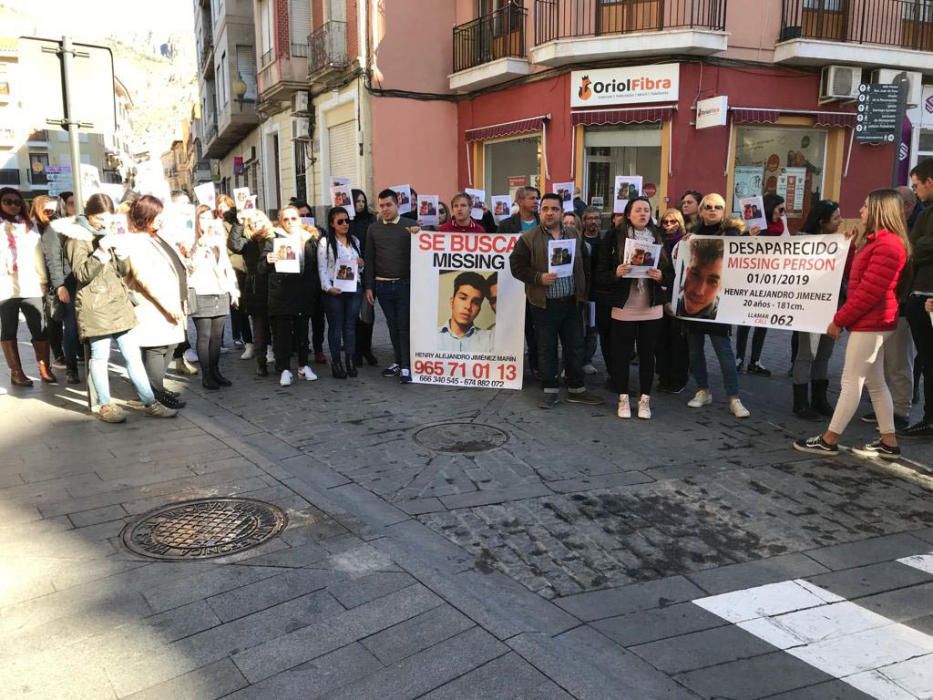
[795,189,910,460]
[188,205,239,389]
[682,193,750,418]
[230,211,275,376]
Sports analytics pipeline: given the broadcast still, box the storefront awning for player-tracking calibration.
[570,106,675,127]
[464,115,550,142]
[731,107,856,128]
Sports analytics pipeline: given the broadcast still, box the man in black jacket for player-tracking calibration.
[902,159,933,437]
[497,187,542,379]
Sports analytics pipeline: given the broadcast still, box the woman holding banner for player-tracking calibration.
[795,189,909,460]
[791,199,843,420]
[682,193,751,419]
[595,197,672,419]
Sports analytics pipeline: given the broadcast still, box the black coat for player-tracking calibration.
[258,233,321,317]
[593,227,673,310]
[230,226,270,316]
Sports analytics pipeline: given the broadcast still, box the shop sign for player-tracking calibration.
[856,83,901,144]
[920,85,933,129]
[570,64,679,108]
[695,96,728,129]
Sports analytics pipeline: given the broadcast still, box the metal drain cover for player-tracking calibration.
[121,497,288,560]
[414,422,509,454]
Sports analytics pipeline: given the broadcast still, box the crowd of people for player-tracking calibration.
[0,159,931,459]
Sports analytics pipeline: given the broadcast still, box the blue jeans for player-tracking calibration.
[88,331,155,406]
[688,332,739,397]
[323,291,362,359]
[373,279,410,369]
[61,301,79,369]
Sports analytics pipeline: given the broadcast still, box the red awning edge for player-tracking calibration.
[731,107,856,128]
[571,106,675,127]
[465,115,549,142]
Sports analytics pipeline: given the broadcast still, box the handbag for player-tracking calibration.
[186,287,199,316]
[46,290,64,322]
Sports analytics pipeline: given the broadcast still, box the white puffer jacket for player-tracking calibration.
[0,221,47,300]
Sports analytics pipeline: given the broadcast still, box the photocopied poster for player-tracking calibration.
[739,195,767,232]
[491,195,511,223]
[410,231,525,390]
[391,184,413,215]
[418,195,439,227]
[613,175,643,214]
[233,187,250,211]
[553,182,575,213]
[465,188,486,220]
[333,248,359,293]
[194,182,216,209]
[548,238,576,278]
[622,238,662,278]
[330,184,355,219]
[671,234,848,333]
[329,176,350,189]
[107,213,129,236]
[732,165,763,212]
[777,167,806,214]
[271,238,300,274]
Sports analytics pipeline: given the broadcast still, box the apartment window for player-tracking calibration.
[294,141,307,202]
[902,0,933,21]
[29,152,50,185]
[326,0,345,22]
[803,0,843,9]
[217,52,228,107]
[732,126,827,229]
[291,0,312,49]
[236,46,257,102]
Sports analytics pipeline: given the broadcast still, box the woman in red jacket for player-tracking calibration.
[795,189,910,460]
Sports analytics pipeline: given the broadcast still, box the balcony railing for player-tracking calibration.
[27,129,48,143]
[0,169,20,185]
[199,35,214,71]
[780,0,933,51]
[260,48,275,69]
[454,3,527,72]
[535,0,727,44]
[308,21,348,76]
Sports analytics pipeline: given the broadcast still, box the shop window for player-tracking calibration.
[598,0,662,35]
[483,136,542,201]
[732,126,827,232]
[583,124,662,222]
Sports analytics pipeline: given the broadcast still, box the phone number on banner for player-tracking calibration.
[413,359,519,389]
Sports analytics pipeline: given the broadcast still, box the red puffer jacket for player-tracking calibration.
[833,229,907,332]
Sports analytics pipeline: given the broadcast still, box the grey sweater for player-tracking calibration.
[364,216,416,289]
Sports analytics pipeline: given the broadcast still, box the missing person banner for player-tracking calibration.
[410,232,525,390]
[672,234,848,333]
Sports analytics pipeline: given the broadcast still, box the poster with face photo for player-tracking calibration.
[547,238,576,278]
[391,185,413,215]
[622,238,662,278]
[553,182,575,213]
[329,176,350,189]
[334,245,358,292]
[272,238,300,273]
[330,185,355,220]
[465,188,486,220]
[233,187,250,211]
[739,195,767,232]
[194,182,216,209]
[613,176,643,214]
[490,195,511,223]
[108,213,129,236]
[418,195,439,227]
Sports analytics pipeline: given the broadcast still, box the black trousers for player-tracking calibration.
[310,300,325,354]
[0,297,45,341]
[906,295,933,423]
[655,314,689,389]
[194,316,226,371]
[356,319,374,356]
[273,314,310,371]
[142,343,176,392]
[736,326,767,364]
[611,317,662,396]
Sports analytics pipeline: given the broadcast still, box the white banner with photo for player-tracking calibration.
[672,234,848,333]
[410,231,525,390]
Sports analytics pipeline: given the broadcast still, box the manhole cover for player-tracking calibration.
[414,422,509,454]
[121,497,288,560]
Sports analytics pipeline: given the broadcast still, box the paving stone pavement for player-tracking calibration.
[0,323,931,699]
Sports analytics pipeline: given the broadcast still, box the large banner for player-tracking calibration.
[672,234,848,333]
[410,232,525,390]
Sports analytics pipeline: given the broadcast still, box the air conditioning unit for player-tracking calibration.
[871,69,923,107]
[820,65,862,102]
[291,117,310,142]
[291,91,309,115]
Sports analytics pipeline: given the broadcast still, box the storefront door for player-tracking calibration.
[583,125,662,225]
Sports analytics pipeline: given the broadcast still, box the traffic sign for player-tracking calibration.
[856,83,902,144]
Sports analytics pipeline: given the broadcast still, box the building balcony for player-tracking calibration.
[308,21,349,83]
[530,0,728,67]
[776,0,933,72]
[200,35,214,77]
[202,100,259,160]
[257,44,310,106]
[450,3,530,91]
[26,129,49,145]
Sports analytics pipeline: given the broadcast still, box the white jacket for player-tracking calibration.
[0,222,47,300]
[123,232,188,348]
[317,235,362,292]
[187,233,240,301]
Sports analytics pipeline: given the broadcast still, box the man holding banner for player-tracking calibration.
[509,193,602,409]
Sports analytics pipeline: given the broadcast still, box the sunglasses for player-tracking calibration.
[282,216,300,222]
[703,204,724,211]
[661,219,679,225]
[1,199,21,206]
[334,218,349,225]
[776,207,786,213]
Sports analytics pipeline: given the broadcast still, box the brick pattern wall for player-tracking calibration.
[275,0,290,58]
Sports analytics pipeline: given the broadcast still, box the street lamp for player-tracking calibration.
[232,74,248,106]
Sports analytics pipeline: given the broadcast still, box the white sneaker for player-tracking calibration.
[637,394,651,419]
[266,347,275,364]
[688,389,712,408]
[298,365,318,381]
[279,369,293,386]
[184,348,199,363]
[729,397,751,418]
[240,343,255,360]
[616,394,630,419]
[220,345,230,354]
[583,364,598,375]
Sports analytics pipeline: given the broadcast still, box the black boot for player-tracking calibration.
[155,388,187,409]
[793,384,820,420]
[202,373,220,390]
[256,359,268,377]
[363,350,378,366]
[345,353,358,378]
[811,379,834,417]
[331,358,347,379]
[212,364,233,387]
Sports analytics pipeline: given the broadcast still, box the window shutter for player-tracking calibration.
[328,120,356,182]
[290,0,311,47]
[236,45,257,101]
